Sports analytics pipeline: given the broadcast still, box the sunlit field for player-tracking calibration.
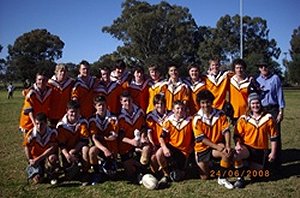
[0,90,299,197]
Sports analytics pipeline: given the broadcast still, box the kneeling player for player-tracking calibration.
[192,90,234,189]
[56,100,90,181]
[89,95,119,184]
[156,100,193,184]
[24,112,59,184]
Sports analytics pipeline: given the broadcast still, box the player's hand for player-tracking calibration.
[103,149,112,158]
[29,158,38,166]
[131,138,141,147]
[162,146,171,157]
[276,112,283,123]
[268,152,276,162]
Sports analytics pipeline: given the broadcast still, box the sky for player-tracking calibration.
[0,0,299,67]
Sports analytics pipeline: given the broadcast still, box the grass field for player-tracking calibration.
[0,90,299,198]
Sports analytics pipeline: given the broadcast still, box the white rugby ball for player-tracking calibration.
[142,174,158,190]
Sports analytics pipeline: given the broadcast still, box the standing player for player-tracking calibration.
[89,95,119,183]
[124,65,150,113]
[229,59,251,124]
[72,60,97,119]
[161,63,189,111]
[48,63,74,127]
[146,64,165,114]
[184,63,206,115]
[192,90,234,189]
[110,59,131,88]
[19,72,52,134]
[95,66,123,115]
[205,58,233,110]
[156,100,194,183]
[24,112,58,184]
[56,100,90,181]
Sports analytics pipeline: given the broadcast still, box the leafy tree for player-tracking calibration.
[197,15,281,76]
[287,26,300,85]
[0,45,6,73]
[102,0,200,73]
[7,29,64,81]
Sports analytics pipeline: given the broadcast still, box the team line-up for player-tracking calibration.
[20,58,285,190]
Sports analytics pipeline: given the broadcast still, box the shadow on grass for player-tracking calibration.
[277,148,300,179]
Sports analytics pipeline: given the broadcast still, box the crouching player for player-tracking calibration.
[146,94,169,174]
[156,100,193,185]
[24,112,59,184]
[118,91,146,183]
[89,95,119,184]
[56,100,90,182]
[192,90,234,189]
[233,92,278,188]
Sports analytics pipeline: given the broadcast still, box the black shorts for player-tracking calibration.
[246,145,269,166]
[166,144,187,170]
[120,149,135,162]
[196,149,212,163]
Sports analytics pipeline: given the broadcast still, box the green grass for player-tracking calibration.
[0,90,299,197]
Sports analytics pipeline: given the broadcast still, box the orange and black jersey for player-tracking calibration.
[183,77,206,116]
[48,76,74,120]
[72,75,98,119]
[162,114,194,157]
[89,111,119,154]
[124,78,150,113]
[205,71,233,110]
[94,80,123,115]
[23,126,57,159]
[19,83,52,131]
[146,79,165,114]
[229,75,250,119]
[192,108,230,153]
[161,78,190,111]
[118,104,145,155]
[56,114,89,151]
[110,70,131,89]
[234,113,279,150]
[146,109,170,146]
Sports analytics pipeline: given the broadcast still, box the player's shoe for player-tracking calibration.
[218,177,234,189]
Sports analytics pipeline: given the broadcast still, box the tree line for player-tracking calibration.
[0,0,299,85]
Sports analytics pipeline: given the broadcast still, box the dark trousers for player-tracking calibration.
[264,105,282,169]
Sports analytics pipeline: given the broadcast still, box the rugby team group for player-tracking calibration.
[19,58,285,189]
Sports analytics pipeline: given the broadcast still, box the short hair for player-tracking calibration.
[100,66,111,73]
[132,65,144,74]
[94,95,107,104]
[167,61,179,69]
[232,58,247,70]
[187,63,200,71]
[148,64,159,71]
[153,93,166,105]
[36,71,46,78]
[120,90,131,99]
[114,59,126,69]
[67,100,80,110]
[35,112,47,123]
[79,60,90,67]
[172,100,185,108]
[55,63,68,75]
[197,90,215,103]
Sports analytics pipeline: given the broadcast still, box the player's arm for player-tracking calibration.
[92,134,112,157]
[159,129,170,157]
[202,137,225,152]
[31,145,56,166]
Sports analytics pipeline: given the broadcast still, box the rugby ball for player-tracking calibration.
[142,174,158,190]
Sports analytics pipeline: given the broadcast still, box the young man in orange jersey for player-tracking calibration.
[192,90,234,189]
[161,63,189,111]
[89,95,119,184]
[229,59,250,125]
[19,72,52,134]
[184,63,206,116]
[124,65,150,113]
[156,100,193,184]
[146,64,165,114]
[56,100,90,181]
[118,91,146,183]
[24,112,59,184]
[95,66,123,115]
[48,63,74,127]
[71,60,97,119]
[205,58,233,110]
[110,59,131,88]
[146,94,169,174]
[233,93,279,188]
